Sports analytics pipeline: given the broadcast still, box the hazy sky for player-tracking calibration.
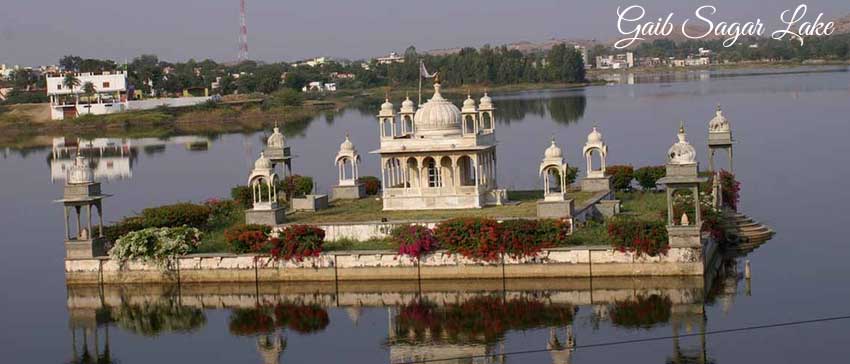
[1,0,847,65]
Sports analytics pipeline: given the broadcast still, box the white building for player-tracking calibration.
[46,71,128,120]
[372,77,505,210]
[595,52,634,69]
[376,52,405,65]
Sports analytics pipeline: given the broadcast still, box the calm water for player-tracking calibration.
[2,67,850,363]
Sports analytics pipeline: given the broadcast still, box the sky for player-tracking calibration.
[1,0,847,66]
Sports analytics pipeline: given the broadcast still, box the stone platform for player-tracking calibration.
[331,184,366,201]
[245,207,287,226]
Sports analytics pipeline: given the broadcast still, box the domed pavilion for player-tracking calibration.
[372,77,505,210]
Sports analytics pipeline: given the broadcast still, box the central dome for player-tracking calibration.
[413,83,462,136]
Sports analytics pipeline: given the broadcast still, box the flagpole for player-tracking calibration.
[418,59,422,105]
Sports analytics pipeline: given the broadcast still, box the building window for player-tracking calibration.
[427,159,442,188]
[102,82,110,88]
[57,85,62,90]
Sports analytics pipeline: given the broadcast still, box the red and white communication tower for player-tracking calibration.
[237,0,248,62]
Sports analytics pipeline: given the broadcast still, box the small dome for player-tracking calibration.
[413,83,462,135]
[339,134,355,153]
[708,105,730,132]
[254,152,272,170]
[668,123,696,164]
[381,98,394,111]
[463,95,476,109]
[401,96,415,111]
[587,126,603,144]
[544,139,563,159]
[479,93,493,109]
[68,154,94,184]
[267,126,286,149]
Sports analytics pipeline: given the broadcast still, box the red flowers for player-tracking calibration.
[269,225,325,262]
[390,225,439,260]
[224,224,272,254]
[432,218,572,262]
[718,170,740,211]
[609,294,672,329]
[607,218,669,257]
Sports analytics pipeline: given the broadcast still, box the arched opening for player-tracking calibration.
[671,188,697,226]
[385,158,404,188]
[482,112,492,130]
[403,116,413,135]
[544,166,563,194]
[458,156,476,186]
[464,115,475,134]
[406,158,419,189]
[440,156,453,187]
[382,119,394,138]
[424,157,441,188]
[586,148,604,176]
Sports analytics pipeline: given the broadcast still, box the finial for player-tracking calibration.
[679,121,685,134]
[345,130,350,139]
[716,104,722,111]
[433,72,441,84]
[467,88,471,98]
[405,91,409,99]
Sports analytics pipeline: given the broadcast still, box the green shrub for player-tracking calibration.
[358,176,381,195]
[634,166,666,191]
[223,224,272,254]
[270,225,325,261]
[282,175,314,199]
[140,203,211,229]
[204,198,240,228]
[230,185,253,209]
[606,218,668,257]
[264,89,304,108]
[605,165,635,191]
[109,226,202,268]
[113,300,206,336]
[435,218,503,262]
[609,294,672,329]
[103,216,146,242]
[565,166,579,185]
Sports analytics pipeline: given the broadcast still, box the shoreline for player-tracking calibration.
[3,62,845,149]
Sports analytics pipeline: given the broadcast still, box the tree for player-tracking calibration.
[63,74,81,103]
[59,55,83,72]
[82,82,96,113]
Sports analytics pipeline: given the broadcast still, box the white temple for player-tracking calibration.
[373,77,505,210]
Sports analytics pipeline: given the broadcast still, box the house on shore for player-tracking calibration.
[46,71,129,120]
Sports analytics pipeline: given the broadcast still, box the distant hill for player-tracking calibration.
[832,13,850,34]
[423,38,599,56]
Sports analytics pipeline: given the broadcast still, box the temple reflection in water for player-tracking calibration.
[48,136,213,183]
[63,253,757,364]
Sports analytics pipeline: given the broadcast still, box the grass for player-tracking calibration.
[617,191,666,221]
[287,190,598,224]
[196,208,245,254]
[324,238,395,252]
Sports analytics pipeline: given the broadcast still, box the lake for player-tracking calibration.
[1,66,849,363]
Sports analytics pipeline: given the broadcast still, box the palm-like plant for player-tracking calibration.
[82,82,96,113]
[63,74,81,104]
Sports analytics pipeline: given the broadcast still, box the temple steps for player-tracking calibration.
[722,211,774,254]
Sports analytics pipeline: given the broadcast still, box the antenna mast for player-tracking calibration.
[238,0,248,62]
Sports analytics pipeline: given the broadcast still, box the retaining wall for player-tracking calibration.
[66,245,706,284]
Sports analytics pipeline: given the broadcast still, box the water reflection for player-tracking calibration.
[63,252,760,364]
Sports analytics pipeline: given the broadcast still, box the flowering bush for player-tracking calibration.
[718,170,740,210]
[113,300,206,337]
[536,218,573,246]
[273,303,330,334]
[269,225,325,262]
[224,224,272,254]
[109,226,202,268]
[228,306,275,336]
[103,216,146,243]
[358,176,381,195]
[435,218,503,262]
[607,218,668,257]
[390,225,439,259]
[140,203,212,229]
[605,165,635,191]
[634,166,666,191]
[500,219,562,259]
[395,296,574,344]
[609,294,672,329]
